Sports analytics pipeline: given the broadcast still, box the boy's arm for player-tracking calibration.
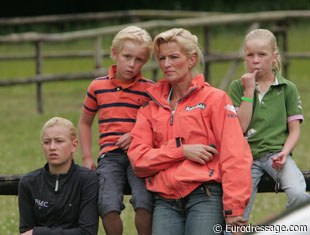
[79,112,96,170]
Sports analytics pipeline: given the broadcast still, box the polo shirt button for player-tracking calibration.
[116,87,121,91]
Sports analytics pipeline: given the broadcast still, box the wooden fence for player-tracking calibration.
[0,10,309,113]
[1,171,309,195]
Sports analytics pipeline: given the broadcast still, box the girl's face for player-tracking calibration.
[42,125,77,173]
[244,38,277,78]
[157,41,195,84]
[112,40,149,82]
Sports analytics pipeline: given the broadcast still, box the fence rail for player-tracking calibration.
[0,10,309,113]
[1,171,309,195]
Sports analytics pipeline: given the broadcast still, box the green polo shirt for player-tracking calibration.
[228,73,303,159]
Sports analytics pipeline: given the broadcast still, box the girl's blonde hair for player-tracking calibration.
[153,28,204,74]
[244,28,281,74]
[111,26,152,61]
[41,117,77,141]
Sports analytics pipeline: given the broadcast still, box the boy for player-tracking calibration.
[79,26,154,235]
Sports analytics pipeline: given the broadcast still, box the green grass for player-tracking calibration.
[0,21,309,234]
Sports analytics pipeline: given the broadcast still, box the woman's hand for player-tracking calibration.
[182,144,218,165]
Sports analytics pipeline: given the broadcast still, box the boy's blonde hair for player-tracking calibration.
[153,28,204,74]
[111,26,152,61]
[244,28,281,74]
[41,117,77,141]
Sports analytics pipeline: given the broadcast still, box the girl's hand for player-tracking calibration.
[241,70,257,93]
[272,152,287,170]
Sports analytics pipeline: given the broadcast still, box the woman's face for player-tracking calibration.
[157,41,195,84]
[42,125,77,173]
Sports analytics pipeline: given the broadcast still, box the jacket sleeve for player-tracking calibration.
[211,92,253,217]
[128,106,184,178]
[18,177,37,234]
[33,171,99,235]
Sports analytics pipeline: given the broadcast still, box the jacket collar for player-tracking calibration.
[147,74,209,106]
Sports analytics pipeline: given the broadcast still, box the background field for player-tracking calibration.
[0,22,309,234]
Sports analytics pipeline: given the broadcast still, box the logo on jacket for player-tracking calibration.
[185,103,206,111]
[35,199,49,208]
[225,104,237,118]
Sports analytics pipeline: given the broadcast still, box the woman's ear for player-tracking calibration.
[71,139,78,154]
[188,54,197,69]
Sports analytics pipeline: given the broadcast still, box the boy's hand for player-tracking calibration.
[83,157,96,170]
[21,229,33,235]
[116,133,132,151]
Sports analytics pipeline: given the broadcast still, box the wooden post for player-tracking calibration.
[273,21,289,78]
[94,36,102,70]
[203,26,210,82]
[35,41,43,113]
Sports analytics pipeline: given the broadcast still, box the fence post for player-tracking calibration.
[94,36,102,70]
[35,41,43,113]
[203,26,210,82]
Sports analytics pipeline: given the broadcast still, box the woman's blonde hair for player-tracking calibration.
[111,25,152,61]
[244,28,281,74]
[153,28,204,74]
[41,117,77,141]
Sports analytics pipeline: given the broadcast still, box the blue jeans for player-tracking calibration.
[152,183,225,235]
[243,153,310,220]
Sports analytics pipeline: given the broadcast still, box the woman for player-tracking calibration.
[128,28,253,235]
[18,117,99,235]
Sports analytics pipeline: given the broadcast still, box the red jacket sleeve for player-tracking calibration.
[128,105,184,178]
[212,93,253,217]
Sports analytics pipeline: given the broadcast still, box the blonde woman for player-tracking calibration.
[18,117,99,235]
[128,28,253,235]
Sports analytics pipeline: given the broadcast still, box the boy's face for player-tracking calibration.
[112,40,149,82]
[42,125,77,173]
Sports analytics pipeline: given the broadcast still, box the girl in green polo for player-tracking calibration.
[229,28,309,222]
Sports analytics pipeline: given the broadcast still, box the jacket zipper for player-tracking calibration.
[169,88,196,126]
[147,87,196,126]
[55,175,59,192]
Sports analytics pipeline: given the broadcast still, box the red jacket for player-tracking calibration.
[128,74,252,216]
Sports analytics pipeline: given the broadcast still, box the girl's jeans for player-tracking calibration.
[243,153,310,220]
[152,183,225,235]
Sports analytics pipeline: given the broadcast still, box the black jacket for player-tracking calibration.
[18,161,99,235]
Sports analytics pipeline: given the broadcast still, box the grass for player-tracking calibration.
[0,21,309,234]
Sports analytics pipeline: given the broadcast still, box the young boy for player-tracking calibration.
[79,26,154,235]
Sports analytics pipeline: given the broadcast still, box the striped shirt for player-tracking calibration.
[82,65,155,156]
